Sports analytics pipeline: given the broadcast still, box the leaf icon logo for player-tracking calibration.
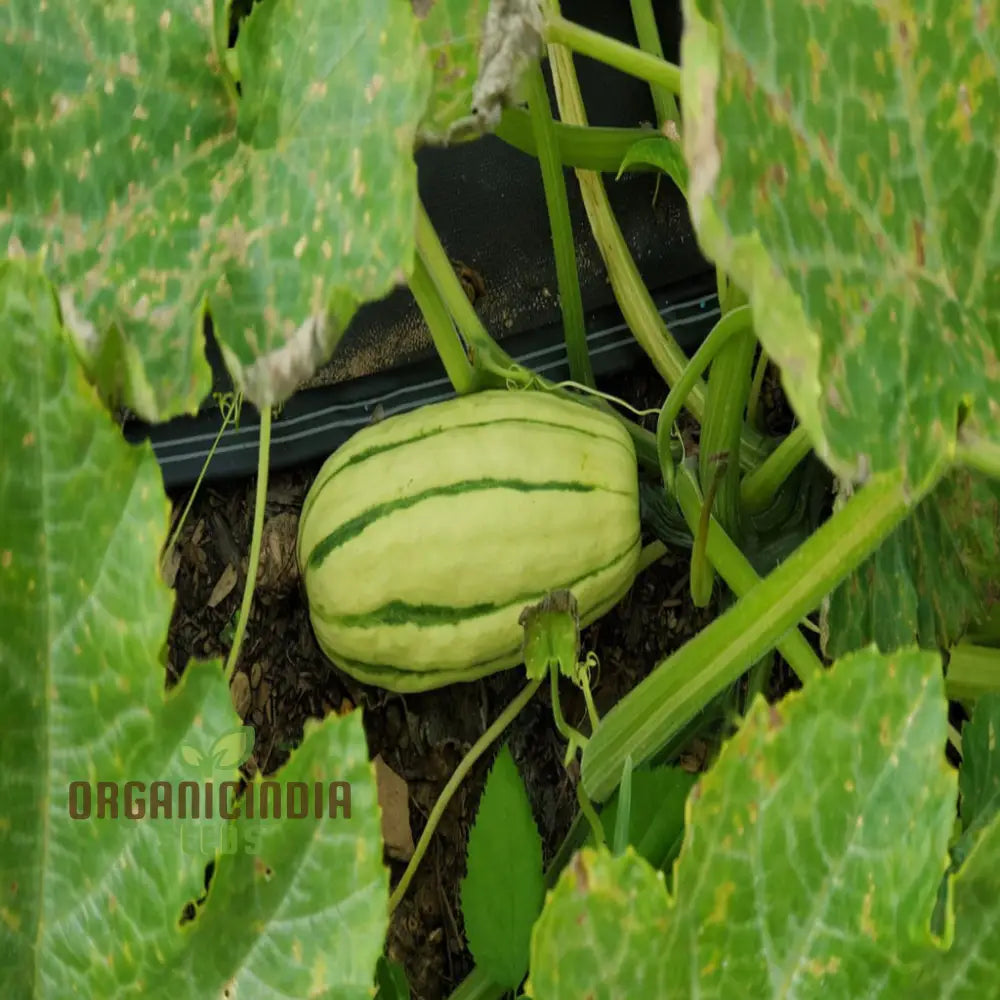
[181,726,255,778]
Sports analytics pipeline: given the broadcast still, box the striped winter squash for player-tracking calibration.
[296,389,641,691]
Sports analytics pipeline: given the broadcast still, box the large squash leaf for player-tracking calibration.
[680,0,1000,491]
[950,694,1000,870]
[900,812,1000,999]
[414,0,490,144]
[527,648,962,998]
[0,258,388,998]
[822,468,1000,658]
[0,0,431,421]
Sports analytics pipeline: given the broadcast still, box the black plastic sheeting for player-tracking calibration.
[136,276,721,489]
[125,0,716,489]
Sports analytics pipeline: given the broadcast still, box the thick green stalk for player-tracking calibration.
[525,61,593,387]
[967,603,1000,646]
[674,460,824,684]
[581,458,949,802]
[946,643,1000,700]
[408,253,478,394]
[956,430,1000,481]
[545,15,681,95]
[415,198,668,473]
[746,346,770,430]
[495,109,655,173]
[697,311,755,540]
[415,200,511,369]
[656,305,752,490]
[628,0,680,125]
[545,38,706,421]
[741,424,814,512]
[637,540,667,574]
[542,25,778,475]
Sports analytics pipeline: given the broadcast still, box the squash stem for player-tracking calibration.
[955,429,1000,480]
[579,666,601,731]
[550,659,589,761]
[628,0,680,125]
[746,346,770,431]
[656,305,752,491]
[388,676,544,915]
[582,458,950,802]
[414,199,667,473]
[545,14,681,95]
[740,425,813,512]
[698,315,756,541]
[525,60,593,387]
[576,781,605,847]
[408,252,479,394]
[545,35,705,421]
[637,539,667,574]
[495,108,654,172]
[673,457,824,684]
[224,404,271,683]
[945,643,1000,700]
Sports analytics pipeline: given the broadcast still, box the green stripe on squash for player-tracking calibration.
[297,389,643,691]
[300,413,632,529]
[319,564,638,693]
[307,477,609,569]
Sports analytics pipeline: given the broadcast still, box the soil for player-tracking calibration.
[163,354,798,1000]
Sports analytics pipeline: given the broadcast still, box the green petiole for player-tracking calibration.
[525,60,593,387]
[741,425,814,512]
[408,252,479,395]
[495,108,656,173]
[581,457,949,802]
[628,0,681,126]
[545,14,681,96]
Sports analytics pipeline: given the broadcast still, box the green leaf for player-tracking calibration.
[594,766,696,872]
[0,258,388,997]
[519,590,581,681]
[460,744,544,990]
[617,134,688,198]
[528,647,958,997]
[162,713,387,998]
[413,0,490,145]
[680,0,1000,490]
[823,469,1000,658]
[374,955,411,1000]
[960,695,1000,829]
[525,848,673,1000]
[952,694,1000,868]
[0,0,432,421]
[664,647,955,995]
[898,811,1000,998]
